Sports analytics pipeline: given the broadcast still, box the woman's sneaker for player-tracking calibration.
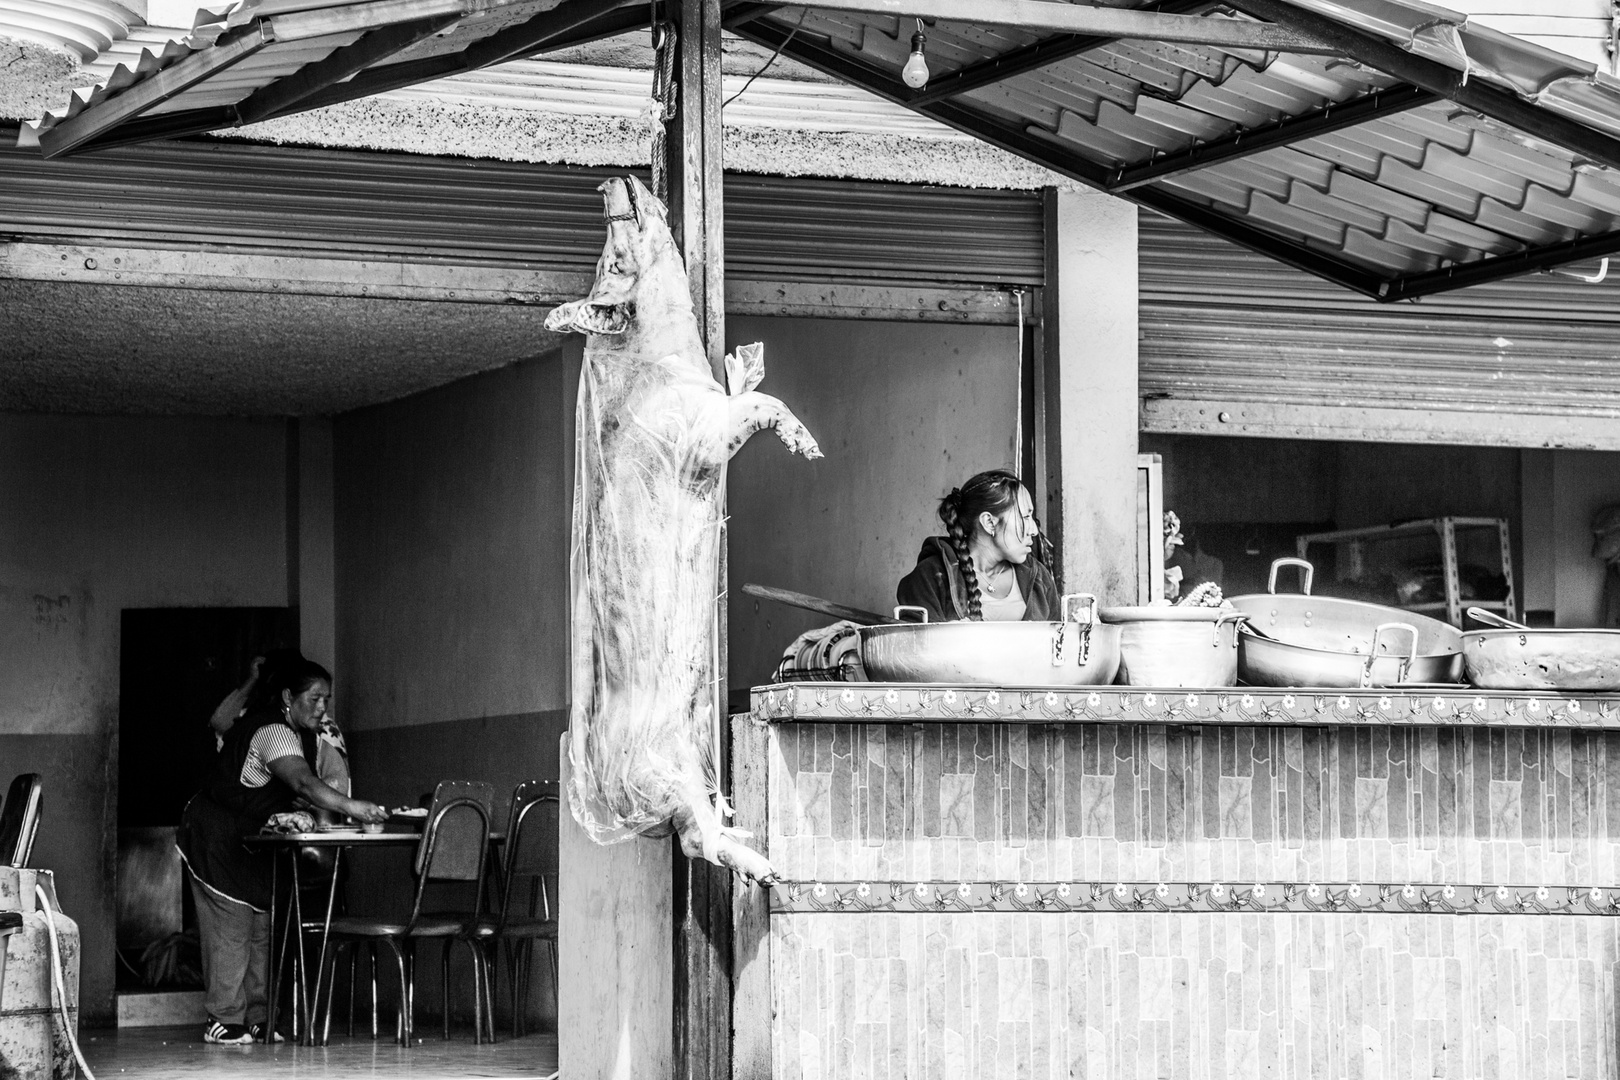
[203,1018,253,1045]
[248,1023,284,1044]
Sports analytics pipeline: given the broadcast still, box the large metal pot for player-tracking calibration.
[1230,558,1463,688]
[1462,608,1620,691]
[861,594,1121,686]
[1098,605,1245,687]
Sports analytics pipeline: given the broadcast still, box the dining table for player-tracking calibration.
[245,822,427,1046]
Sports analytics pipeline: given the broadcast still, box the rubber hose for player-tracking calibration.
[36,884,94,1080]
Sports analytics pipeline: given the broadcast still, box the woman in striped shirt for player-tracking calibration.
[177,657,387,1045]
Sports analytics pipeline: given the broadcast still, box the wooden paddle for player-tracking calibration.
[741,583,902,626]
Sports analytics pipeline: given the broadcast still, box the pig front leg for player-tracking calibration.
[726,391,822,461]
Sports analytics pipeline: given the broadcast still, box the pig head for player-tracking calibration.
[547,175,819,885]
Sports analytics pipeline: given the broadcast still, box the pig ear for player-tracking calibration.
[626,174,668,221]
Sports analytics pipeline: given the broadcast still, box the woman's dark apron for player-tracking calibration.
[176,710,317,911]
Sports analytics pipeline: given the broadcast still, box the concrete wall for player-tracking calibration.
[332,344,575,1026]
[0,414,289,1024]
[725,316,1020,690]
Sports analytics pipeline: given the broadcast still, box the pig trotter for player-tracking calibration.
[671,790,777,886]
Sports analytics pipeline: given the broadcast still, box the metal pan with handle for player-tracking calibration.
[744,583,1121,686]
[1462,607,1620,691]
[860,593,1122,686]
[1230,558,1463,688]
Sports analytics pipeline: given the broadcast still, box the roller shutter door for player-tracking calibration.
[0,128,1042,288]
[1139,213,1620,450]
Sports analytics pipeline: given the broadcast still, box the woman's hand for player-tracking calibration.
[346,800,389,824]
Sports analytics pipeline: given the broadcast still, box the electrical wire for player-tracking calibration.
[723,10,807,109]
[38,884,94,1080]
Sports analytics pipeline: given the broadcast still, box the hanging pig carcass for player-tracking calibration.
[546,176,820,884]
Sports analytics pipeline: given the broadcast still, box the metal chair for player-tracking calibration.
[0,774,43,867]
[469,779,558,1041]
[317,780,494,1045]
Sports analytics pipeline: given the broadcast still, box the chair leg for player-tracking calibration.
[406,941,417,1044]
[441,938,452,1042]
[369,944,379,1041]
[384,939,409,1047]
[317,942,337,1047]
[482,941,496,1044]
[472,939,492,1045]
[546,938,558,1017]
[347,945,357,1038]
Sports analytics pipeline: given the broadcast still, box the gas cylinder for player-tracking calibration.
[0,868,79,1080]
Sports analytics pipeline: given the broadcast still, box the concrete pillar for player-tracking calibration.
[558,744,672,1079]
[1046,189,1140,603]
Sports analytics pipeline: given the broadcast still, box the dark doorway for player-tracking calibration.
[118,607,298,828]
[117,608,296,992]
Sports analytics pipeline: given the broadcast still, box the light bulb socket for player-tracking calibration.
[910,31,926,53]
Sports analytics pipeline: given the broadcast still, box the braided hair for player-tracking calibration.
[938,469,1028,621]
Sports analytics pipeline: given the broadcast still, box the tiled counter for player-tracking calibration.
[734,684,1620,1080]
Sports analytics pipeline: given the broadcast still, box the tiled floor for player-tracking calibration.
[80,1025,558,1078]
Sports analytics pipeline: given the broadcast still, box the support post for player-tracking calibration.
[1047,189,1140,602]
[663,3,733,1080]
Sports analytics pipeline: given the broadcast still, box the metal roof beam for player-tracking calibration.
[49,0,643,153]
[291,0,645,111]
[907,0,1210,107]
[235,14,460,125]
[1227,0,1620,174]
[733,16,1388,298]
[1386,230,1620,300]
[777,0,1337,53]
[1106,83,1437,191]
[38,24,271,158]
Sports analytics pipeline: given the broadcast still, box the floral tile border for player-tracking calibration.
[752,683,1620,729]
[770,880,1620,916]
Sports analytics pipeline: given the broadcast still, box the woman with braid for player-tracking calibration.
[897,469,1061,621]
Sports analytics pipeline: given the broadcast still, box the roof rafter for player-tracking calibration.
[769,0,1337,53]
[239,14,461,124]
[1106,83,1437,191]
[1227,0,1620,173]
[293,0,645,110]
[732,14,1388,298]
[40,25,271,157]
[46,0,646,156]
[907,0,1210,107]
[1388,229,1620,300]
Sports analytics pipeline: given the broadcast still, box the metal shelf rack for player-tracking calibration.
[1295,516,1515,627]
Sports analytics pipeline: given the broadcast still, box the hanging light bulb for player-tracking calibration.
[901,19,929,89]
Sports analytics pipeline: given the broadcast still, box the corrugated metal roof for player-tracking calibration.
[725,0,1620,298]
[0,0,142,61]
[21,0,1620,297]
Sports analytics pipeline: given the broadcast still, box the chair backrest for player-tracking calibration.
[414,780,494,882]
[0,775,43,868]
[498,780,558,930]
[403,780,493,931]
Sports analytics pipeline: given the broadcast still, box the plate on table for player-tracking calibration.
[389,807,428,822]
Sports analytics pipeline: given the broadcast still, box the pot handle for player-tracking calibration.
[1267,557,1315,596]
[1060,593,1098,625]
[1057,593,1098,667]
[1363,622,1418,688]
[893,606,930,624]
[1212,610,1249,646]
